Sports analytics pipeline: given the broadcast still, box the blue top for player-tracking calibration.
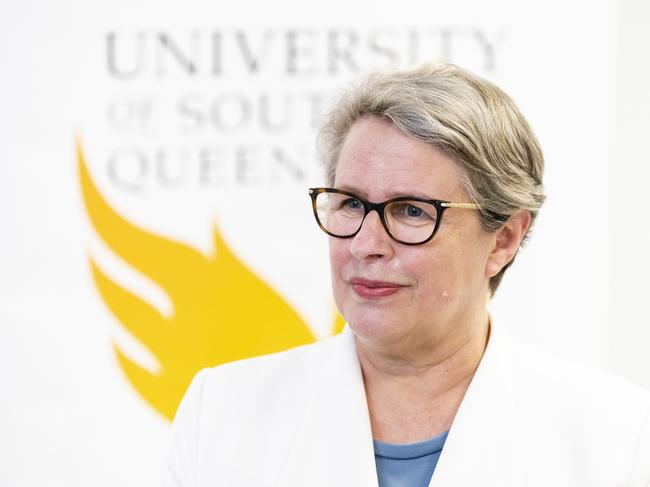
[373,431,449,487]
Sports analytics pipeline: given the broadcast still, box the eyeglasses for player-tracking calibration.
[309,187,480,245]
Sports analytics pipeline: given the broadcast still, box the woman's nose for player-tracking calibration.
[349,210,395,261]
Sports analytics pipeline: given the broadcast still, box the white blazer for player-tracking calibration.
[163,326,650,487]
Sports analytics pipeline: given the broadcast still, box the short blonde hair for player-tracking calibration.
[318,62,545,294]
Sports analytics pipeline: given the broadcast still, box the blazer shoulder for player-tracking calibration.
[496,329,650,485]
[201,330,345,392]
[498,330,650,407]
[165,332,353,487]
[189,330,351,432]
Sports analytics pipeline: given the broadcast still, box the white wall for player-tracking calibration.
[609,0,650,390]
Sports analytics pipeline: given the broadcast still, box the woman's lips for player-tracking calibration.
[350,278,406,299]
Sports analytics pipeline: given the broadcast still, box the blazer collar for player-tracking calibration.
[277,325,521,487]
[430,326,523,487]
[277,326,378,487]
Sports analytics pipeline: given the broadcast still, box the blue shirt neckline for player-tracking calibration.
[373,430,449,460]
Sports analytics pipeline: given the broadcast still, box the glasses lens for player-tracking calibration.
[315,191,365,237]
[385,200,438,243]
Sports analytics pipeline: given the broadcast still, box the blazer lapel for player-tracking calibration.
[429,327,523,487]
[277,325,523,487]
[276,327,378,487]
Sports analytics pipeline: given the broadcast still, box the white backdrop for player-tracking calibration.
[1,0,649,485]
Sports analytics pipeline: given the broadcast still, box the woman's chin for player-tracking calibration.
[347,315,408,345]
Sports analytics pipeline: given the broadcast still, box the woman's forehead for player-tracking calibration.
[335,118,467,200]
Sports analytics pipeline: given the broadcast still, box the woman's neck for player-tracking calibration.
[355,316,490,444]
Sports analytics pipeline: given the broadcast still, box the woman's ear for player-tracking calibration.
[485,210,532,278]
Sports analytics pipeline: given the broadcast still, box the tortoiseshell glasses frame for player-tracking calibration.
[309,187,481,246]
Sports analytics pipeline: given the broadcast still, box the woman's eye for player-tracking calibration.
[396,204,427,218]
[406,205,423,217]
[390,202,435,223]
[342,198,363,210]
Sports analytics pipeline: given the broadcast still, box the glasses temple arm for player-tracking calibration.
[440,202,481,210]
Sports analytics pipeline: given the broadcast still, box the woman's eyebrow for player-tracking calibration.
[334,184,439,201]
[333,184,365,197]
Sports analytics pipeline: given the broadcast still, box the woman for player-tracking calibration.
[163,63,650,487]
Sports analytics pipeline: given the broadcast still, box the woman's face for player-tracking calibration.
[330,117,496,352]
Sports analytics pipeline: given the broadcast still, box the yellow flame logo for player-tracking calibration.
[78,141,345,420]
